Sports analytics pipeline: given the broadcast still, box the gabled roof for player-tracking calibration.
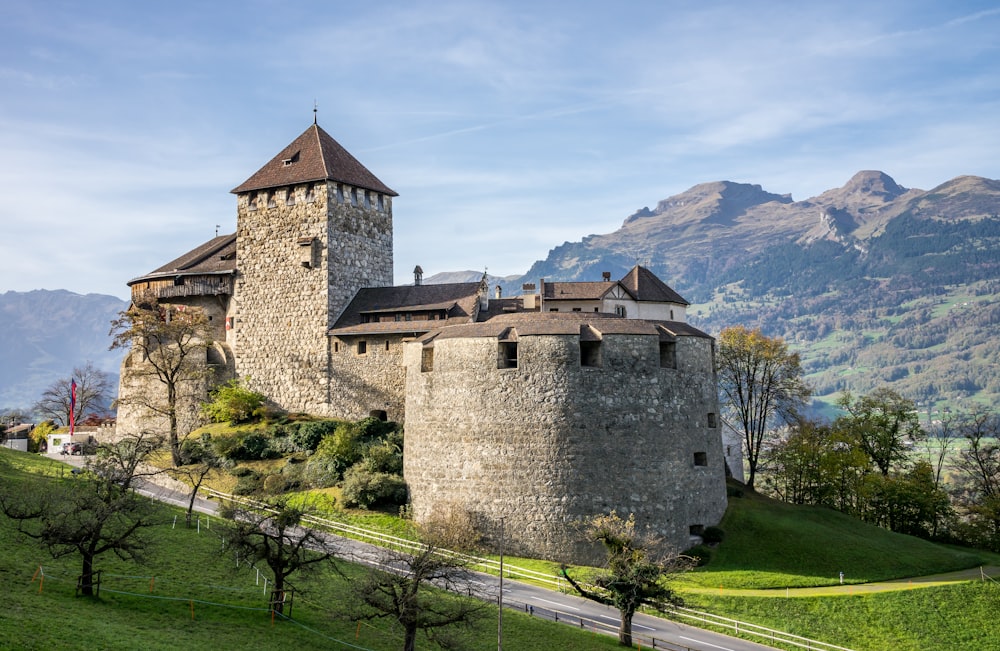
[329,283,481,336]
[619,265,689,306]
[231,123,397,196]
[127,234,237,286]
[540,266,688,306]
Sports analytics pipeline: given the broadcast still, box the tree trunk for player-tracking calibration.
[80,554,95,597]
[403,621,417,651]
[619,609,633,647]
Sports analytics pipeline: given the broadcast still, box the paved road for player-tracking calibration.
[54,453,783,650]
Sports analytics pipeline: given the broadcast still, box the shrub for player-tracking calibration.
[358,436,403,475]
[340,467,407,510]
[201,378,266,425]
[293,420,341,452]
[702,525,726,545]
[683,544,714,567]
[232,470,262,495]
[217,432,277,461]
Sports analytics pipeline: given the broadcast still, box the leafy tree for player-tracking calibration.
[110,293,213,466]
[0,432,162,596]
[32,361,112,427]
[716,326,811,490]
[218,496,338,614]
[836,388,921,476]
[201,378,266,425]
[350,520,487,651]
[562,512,694,647]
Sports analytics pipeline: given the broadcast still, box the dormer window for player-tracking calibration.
[282,151,300,167]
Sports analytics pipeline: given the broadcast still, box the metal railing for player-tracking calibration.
[200,487,855,651]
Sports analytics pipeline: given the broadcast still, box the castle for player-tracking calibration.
[118,121,728,563]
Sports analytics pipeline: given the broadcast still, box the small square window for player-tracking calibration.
[694,451,708,466]
[498,342,518,369]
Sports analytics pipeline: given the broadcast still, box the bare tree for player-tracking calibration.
[350,521,487,651]
[0,432,162,596]
[110,293,212,466]
[32,361,112,427]
[562,512,694,648]
[168,436,221,527]
[716,326,811,490]
[219,496,339,614]
[952,409,1000,549]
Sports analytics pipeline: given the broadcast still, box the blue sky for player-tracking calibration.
[2,1,998,300]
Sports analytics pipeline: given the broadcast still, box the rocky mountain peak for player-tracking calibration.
[624,180,793,227]
[839,170,907,201]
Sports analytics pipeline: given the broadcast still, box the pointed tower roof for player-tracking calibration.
[231,124,397,196]
[619,265,689,305]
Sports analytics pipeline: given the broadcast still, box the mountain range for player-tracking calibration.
[0,290,127,411]
[4,171,998,418]
[435,171,1000,417]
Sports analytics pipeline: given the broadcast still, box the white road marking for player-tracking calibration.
[533,597,579,610]
[680,635,735,651]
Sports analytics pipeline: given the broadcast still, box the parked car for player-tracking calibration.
[60,442,82,455]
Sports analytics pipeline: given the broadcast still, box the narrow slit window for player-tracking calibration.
[659,341,677,369]
[707,413,718,428]
[421,347,434,373]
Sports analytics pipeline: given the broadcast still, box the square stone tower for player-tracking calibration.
[230,123,396,413]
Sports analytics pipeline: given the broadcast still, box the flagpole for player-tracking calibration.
[70,379,76,437]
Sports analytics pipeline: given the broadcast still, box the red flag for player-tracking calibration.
[70,379,77,436]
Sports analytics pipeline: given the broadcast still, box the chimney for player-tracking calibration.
[602,271,611,281]
[413,265,423,286]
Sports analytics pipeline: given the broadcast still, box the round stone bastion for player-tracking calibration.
[402,313,728,566]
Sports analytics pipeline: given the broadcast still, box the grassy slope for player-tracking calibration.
[683,487,1000,651]
[686,487,986,589]
[0,449,620,651]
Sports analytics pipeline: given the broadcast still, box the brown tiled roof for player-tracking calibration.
[127,234,237,286]
[231,124,397,196]
[543,281,616,301]
[329,283,481,336]
[619,265,689,305]
[421,312,711,341]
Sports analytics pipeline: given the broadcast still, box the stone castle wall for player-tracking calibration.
[233,182,392,415]
[403,331,728,565]
[327,335,407,422]
[115,294,233,439]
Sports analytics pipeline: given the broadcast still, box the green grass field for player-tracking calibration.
[5,448,1000,651]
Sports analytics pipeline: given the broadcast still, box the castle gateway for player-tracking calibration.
[119,121,728,563]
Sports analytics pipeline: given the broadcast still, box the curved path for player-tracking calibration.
[683,565,1000,598]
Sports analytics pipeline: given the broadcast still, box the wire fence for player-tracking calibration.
[26,557,402,651]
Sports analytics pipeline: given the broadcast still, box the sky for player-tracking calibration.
[1,1,999,300]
